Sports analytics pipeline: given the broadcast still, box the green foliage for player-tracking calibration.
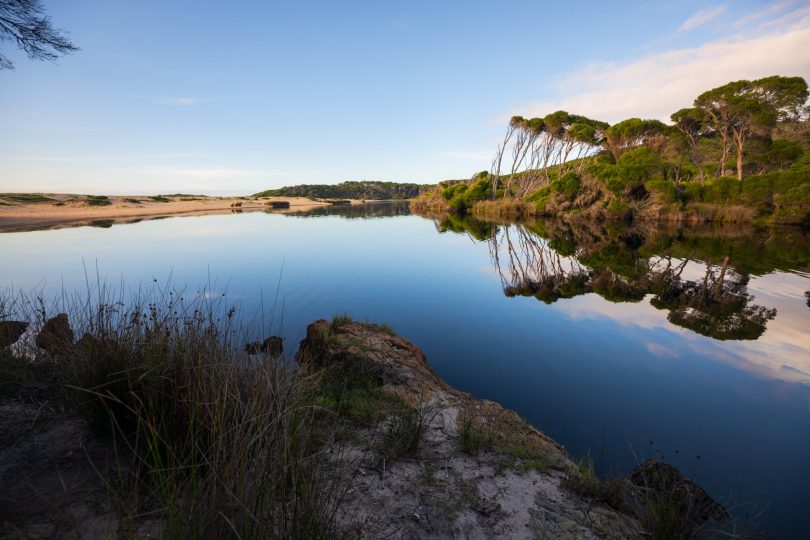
[0,193,55,203]
[701,177,741,204]
[149,196,171,203]
[441,176,493,214]
[606,199,631,220]
[645,179,682,204]
[616,146,663,185]
[86,195,111,206]
[551,172,582,200]
[255,181,428,200]
[764,139,803,169]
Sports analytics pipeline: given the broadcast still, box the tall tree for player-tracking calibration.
[696,76,809,180]
[0,0,77,69]
[671,107,707,184]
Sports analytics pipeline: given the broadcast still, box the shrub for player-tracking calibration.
[702,177,740,204]
[645,179,681,204]
[552,172,582,200]
[616,147,663,186]
[87,195,112,206]
[606,199,631,220]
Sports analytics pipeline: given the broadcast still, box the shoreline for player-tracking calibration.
[0,194,368,232]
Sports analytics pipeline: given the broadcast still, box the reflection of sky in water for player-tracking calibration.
[1,210,809,537]
[555,269,810,386]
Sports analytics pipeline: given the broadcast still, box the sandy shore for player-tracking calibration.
[0,194,361,232]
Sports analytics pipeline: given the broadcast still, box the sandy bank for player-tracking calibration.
[0,194,365,232]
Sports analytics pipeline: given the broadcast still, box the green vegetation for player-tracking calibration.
[0,291,344,538]
[457,411,496,456]
[413,74,810,226]
[254,180,429,200]
[149,195,172,203]
[86,195,112,206]
[380,405,431,461]
[0,193,55,203]
[124,198,142,204]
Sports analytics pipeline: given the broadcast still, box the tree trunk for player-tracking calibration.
[718,134,729,178]
[733,127,747,181]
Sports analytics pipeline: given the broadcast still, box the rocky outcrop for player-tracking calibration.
[630,460,730,525]
[299,319,645,539]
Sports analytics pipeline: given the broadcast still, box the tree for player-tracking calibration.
[603,118,670,161]
[695,76,809,180]
[0,0,77,70]
[671,107,707,184]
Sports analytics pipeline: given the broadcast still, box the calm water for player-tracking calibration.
[2,204,809,537]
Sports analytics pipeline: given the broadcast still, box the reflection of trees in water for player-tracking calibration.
[650,257,776,340]
[481,219,778,341]
[281,202,411,219]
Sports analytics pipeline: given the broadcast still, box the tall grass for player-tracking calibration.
[0,284,348,538]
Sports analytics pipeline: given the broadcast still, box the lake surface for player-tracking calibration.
[2,204,809,537]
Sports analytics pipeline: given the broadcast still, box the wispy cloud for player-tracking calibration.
[732,0,797,28]
[508,8,810,123]
[678,5,727,32]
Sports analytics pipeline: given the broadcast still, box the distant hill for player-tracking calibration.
[253,181,431,200]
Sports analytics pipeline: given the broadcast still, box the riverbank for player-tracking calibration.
[0,193,366,232]
[411,168,810,227]
[1,298,735,538]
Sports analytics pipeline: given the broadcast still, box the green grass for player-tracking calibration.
[124,198,142,204]
[379,405,432,461]
[149,196,171,203]
[0,288,346,538]
[457,412,495,455]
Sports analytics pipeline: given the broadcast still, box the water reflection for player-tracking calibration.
[421,213,810,385]
[428,216,807,343]
[280,201,411,219]
[2,202,809,535]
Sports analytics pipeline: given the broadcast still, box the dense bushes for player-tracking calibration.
[440,173,493,214]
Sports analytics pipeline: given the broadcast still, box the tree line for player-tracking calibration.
[254,181,429,200]
[492,75,808,188]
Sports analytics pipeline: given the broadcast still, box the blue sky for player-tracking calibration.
[1,0,809,195]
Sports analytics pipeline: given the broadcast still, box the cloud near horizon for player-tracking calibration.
[510,8,810,123]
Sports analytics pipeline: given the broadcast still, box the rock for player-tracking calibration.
[35,314,74,354]
[0,320,28,348]
[261,336,283,357]
[630,459,730,524]
[244,341,261,354]
[244,336,283,357]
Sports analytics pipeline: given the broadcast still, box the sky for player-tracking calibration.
[1,0,809,195]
